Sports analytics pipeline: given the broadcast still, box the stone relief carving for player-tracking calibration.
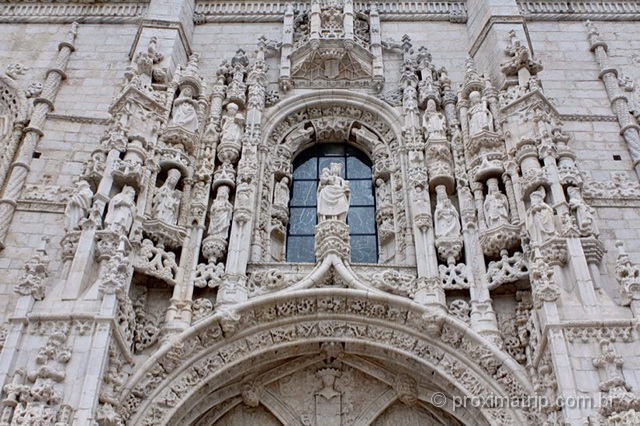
[105,186,137,234]
[151,169,182,226]
[63,180,93,232]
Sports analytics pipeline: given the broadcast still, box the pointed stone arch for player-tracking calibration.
[119,288,535,425]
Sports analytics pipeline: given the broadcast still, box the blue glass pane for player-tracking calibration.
[347,207,376,234]
[293,157,317,179]
[319,157,345,178]
[350,180,374,206]
[347,156,370,179]
[289,207,317,235]
[291,181,317,206]
[351,235,377,263]
[319,144,345,156]
[287,236,315,262]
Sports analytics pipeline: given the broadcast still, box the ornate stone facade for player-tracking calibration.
[0,1,639,425]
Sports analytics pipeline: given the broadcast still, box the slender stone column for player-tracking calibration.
[586,21,640,178]
[0,23,78,249]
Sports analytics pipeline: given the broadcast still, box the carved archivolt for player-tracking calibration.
[120,289,534,425]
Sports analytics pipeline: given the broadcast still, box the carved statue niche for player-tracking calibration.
[433,185,463,264]
[467,90,494,136]
[526,186,557,244]
[567,186,598,237]
[422,99,446,140]
[375,178,390,208]
[217,102,245,164]
[317,163,351,222]
[64,180,93,231]
[104,185,137,234]
[434,186,461,239]
[207,185,233,240]
[168,86,199,133]
[273,177,291,209]
[483,178,510,229]
[151,169,182,226]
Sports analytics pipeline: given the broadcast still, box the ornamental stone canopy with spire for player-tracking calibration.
[2,0,640,425]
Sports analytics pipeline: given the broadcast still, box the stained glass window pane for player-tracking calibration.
[293,157,317,179]
[347,207,376,235]
[289,207,317,235]
[351,235,377,263]
[291,181,317,207]
[347,156,370,179]
[320,144,345,156]
[287,236,315,262]
[349,180,374,206]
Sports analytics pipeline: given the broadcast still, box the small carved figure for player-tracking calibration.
[64,180,93,231]
[152,169,181,225]
[316,368,341,400]
[423,99,446,139]
[567,186,599,236]
[484,178,510,228]
[467,91,494,135]
[434,187,461,238]
[220,103,244,147]
[208,185,233,238]
[317,163,350,222]
[526,186,556,243]
[169,86,199,132]
[375,178,390,207]
[105,186,137,234]
[273,177,290,208]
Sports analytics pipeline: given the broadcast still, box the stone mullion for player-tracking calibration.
[0,23,78,249]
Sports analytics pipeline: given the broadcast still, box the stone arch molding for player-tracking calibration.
[263,89,403,154]
[256,89,412,264]
[120,289,535,425]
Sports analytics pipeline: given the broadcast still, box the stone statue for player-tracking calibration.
[64,180,93,231]
[434,187,461,238]
[423,99,446,139]
[105,186,137,234]
[568,186,599,236]
[273,177,290,208]
[220,102,244,147]
[317,163,350,222]
[208,185,233,238]
[375,178,390,207]
[169,86,199,132]
[483,178,510,228]
[467,91,494,135]
[526,186,556,243]
[152,169,181,225]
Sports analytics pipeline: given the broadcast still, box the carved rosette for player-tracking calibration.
[479,223,521,258]
[315,220,350,262]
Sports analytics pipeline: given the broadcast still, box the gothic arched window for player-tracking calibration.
[287,143,378,263]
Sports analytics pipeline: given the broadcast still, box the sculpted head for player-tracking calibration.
[469,91,481,104]
[226,102,239,115]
